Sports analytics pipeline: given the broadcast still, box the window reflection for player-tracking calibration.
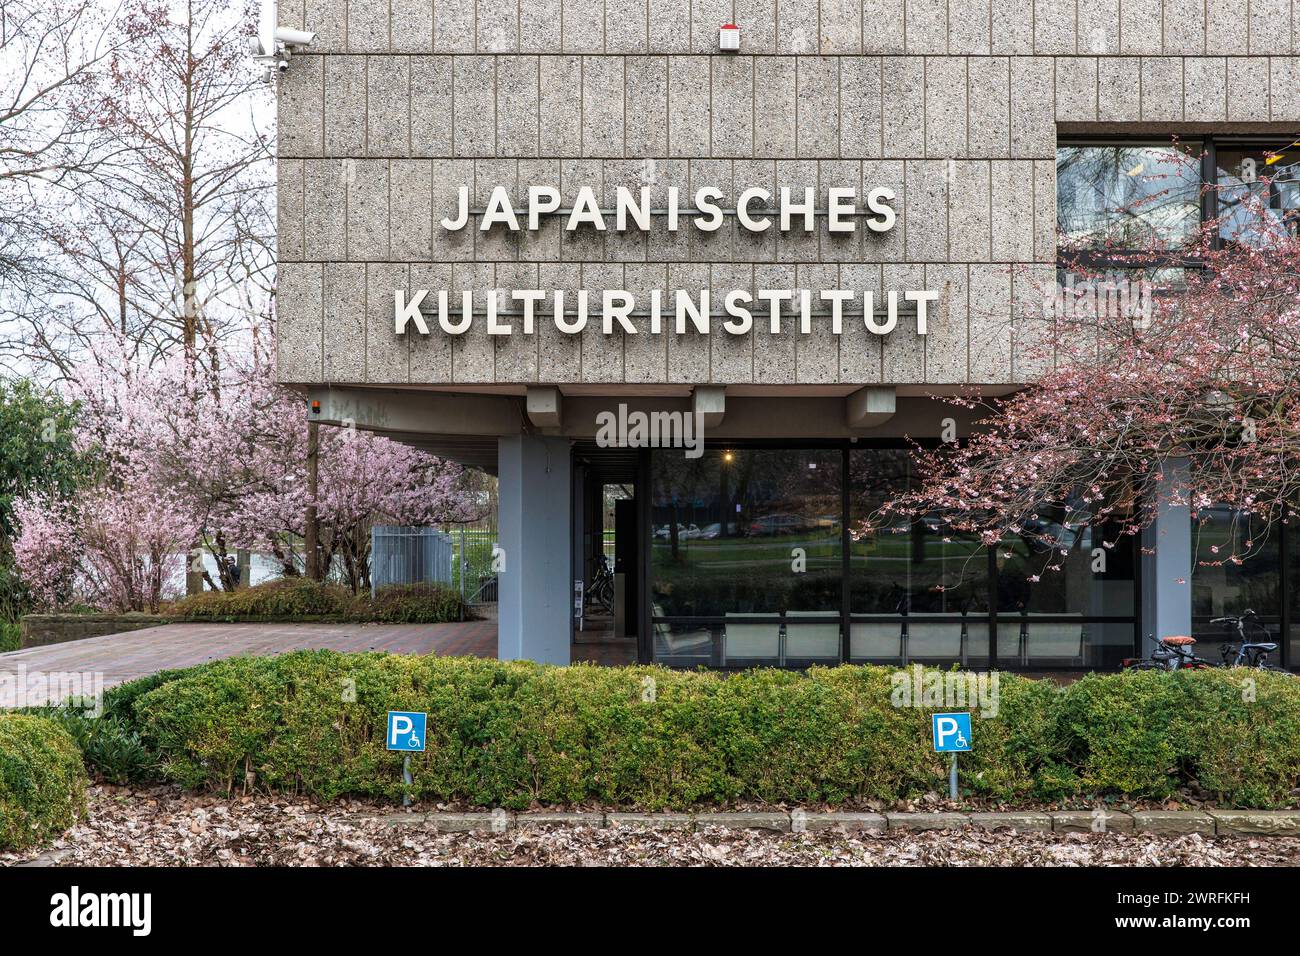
[848,450,988,665]
[1217,143,1300,246]
[1056,144,1201,249]
[996,506,1137,668]
[650,446,1142,669]
[1191,507,1281,660]
[848,450,986,614]
[995,509,1134,614]
[650,449,842,666]
[1290,522,1300,671]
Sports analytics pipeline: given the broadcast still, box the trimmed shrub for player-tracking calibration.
[1057,668,1300,807]
[1058,670,1186,798]
[505,664,729,808]
[137,655,287,791]
[101,666,207,724]
[128,653,1094,808]
[108,653,1300,809]
[0,714,87,851]
[168,578,353,620]
[363,584,465,624]
[711,666,922,804]
[0,619,20,653]
[1169,668,1300,808]
[166,578,467,624]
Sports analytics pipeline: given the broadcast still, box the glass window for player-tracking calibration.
[848,449,989,666]
[1056,144,1202,250]
[848,449,987,616]
[1289,520,1300,669]
[1051,265,1186,331]
[995,506,1138,669]
[1191,507,1281,660]
[995,509,1135,615]
[649,448,842,666]
[1216,142,1300,247]
[649,444,1143,670]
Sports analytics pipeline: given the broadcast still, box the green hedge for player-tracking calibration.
[167,578,467,624]
[0,715,88,851]
[89,652,1300,810]
[362,584,466,624]
[0,619,20,653]
[1059,668,1300,807]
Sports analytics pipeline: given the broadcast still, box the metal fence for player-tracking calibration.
[369,515,501,606]
[370,525,453,596]
[448,526,500,604]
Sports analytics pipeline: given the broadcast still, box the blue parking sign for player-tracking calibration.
[932,712,972,752]
[386,711,427,752]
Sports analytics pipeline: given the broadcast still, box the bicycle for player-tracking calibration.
[1212,609,1281,670]
[1121,609,1283,672]
[586,555,614,614]
[1122,634,1213,671]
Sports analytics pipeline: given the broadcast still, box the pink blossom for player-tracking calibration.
[14,332,484,604]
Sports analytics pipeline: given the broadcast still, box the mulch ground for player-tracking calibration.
[5,786,1300,867]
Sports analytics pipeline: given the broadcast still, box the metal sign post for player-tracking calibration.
[574,578,584,632]
[386,711,428,808]
[931,712,972,801]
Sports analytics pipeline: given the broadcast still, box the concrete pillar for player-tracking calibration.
[1140,458,1192,651]
[498,434,572,664]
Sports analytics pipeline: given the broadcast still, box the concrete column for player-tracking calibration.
[498,434,572,665]
[1140,458,1192,651]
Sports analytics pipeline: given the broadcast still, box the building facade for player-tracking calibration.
[275,0,1300,669]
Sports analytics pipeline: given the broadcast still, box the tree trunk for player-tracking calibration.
[179,10,200,594]
[305,420,320,580]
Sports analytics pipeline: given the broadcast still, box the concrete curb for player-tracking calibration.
[17,808,1299,863]
[364,809,1300,837]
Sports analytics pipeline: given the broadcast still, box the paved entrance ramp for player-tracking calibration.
[0,620,497,705]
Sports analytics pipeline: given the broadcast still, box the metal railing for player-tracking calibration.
[448,526,500,605]
[370,526,454,598]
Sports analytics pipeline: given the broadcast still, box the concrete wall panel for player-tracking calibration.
[276,0,1297,390]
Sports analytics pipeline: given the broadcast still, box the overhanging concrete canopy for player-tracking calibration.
[307,385,526,472]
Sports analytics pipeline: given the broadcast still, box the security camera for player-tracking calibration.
[274,27,316,47]
[250,12,316,84]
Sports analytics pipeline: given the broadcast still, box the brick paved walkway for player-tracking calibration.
[0,619,498,705]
